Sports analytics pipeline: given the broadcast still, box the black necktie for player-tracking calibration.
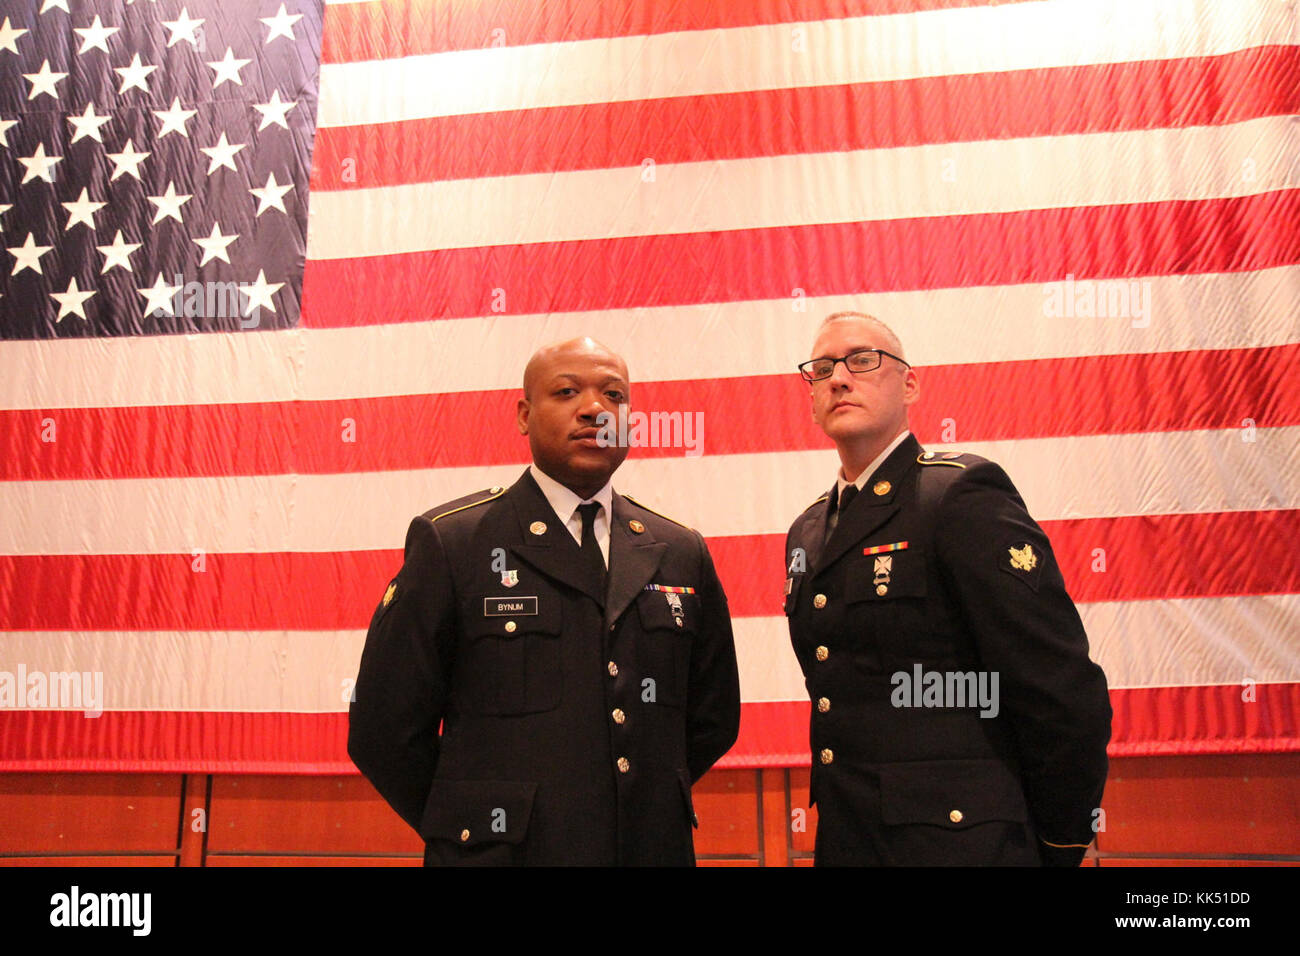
[576,502,606,596]
[825,484,859,543]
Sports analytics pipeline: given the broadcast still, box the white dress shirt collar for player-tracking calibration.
[528,464,614,562]
[835,428,911,500]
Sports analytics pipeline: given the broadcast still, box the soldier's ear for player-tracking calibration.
[902,367,921,407]
[516,397,530,435]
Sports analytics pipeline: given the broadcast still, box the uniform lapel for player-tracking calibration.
[507,470,606,606]
[803,489,835,573]
[814,435,921,576]
[604,493,668,631]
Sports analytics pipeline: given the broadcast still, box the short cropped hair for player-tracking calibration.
[817,312,906,362]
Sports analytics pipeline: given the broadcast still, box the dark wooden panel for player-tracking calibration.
[760,768,789,867]
[1100,754,1300,856]
[206,855,421,867]
[0,855,176,866]
[692,768,760,857]
[178,774,208,867]
[207,775,422,854]
[0,774,182,853]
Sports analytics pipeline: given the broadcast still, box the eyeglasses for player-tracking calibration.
[798,348,911,383]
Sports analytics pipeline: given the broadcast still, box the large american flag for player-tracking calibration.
[1,0,1296,771]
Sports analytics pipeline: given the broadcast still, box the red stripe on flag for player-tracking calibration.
[312,46,1300,189]
[7,346,1296,480]
[1,684,1296,773]
[3,512,1295,629]
[321,0,1032,63]
[299,190,1300,327]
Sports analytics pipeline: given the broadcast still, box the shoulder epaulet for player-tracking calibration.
[917,451,970,469]
[622,494,692,530]
[429,485,505,522]
[802,493,830,512]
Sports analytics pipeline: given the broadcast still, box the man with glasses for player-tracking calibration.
[784,311,1111,866]
[349,337,740,865]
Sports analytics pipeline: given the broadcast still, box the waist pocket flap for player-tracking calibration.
[420,779,538,846]
[879,759,1028,829]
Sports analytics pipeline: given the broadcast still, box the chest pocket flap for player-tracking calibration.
[845,549,927,604]
[459,596,563,715]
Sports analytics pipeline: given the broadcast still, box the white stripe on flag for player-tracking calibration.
[316,0,1293,125]
[1,428,1295,554]
[305,115,1300,259]
[3,266,1295,409]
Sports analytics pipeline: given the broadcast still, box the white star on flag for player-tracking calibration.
[74,14,120,54]
[97,230,143,273]
[18,143,62,184]
[260,4,303,43]
[67,102,113,144]
[0,117,18,148]
[253,90,297,131]
[7,233,54,275]
[193,222,240,265]
[250,171,294,216]
[115,53,158,94]
[147,182,192,224]
[106,139,150,181]
[24,59,68,100]
[61,188,106,230]
[51,276,96,322]
[161,7,204,47]
[200,132,246,174]
[0,16,29,54]
[138,273,182,317]
[153,97,198,139]
[207,47,251,89]
[240,269,284,315]
[39,0,71,14]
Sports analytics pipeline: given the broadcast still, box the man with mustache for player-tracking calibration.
[349,337,740,865]
[784,311,1111,866]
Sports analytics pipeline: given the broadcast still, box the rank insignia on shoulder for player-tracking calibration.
[1009,543,1037,572]
[382,582,397,607]
[1001,541,1043,592]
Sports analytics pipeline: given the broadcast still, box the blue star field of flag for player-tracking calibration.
[0,0,323,338]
